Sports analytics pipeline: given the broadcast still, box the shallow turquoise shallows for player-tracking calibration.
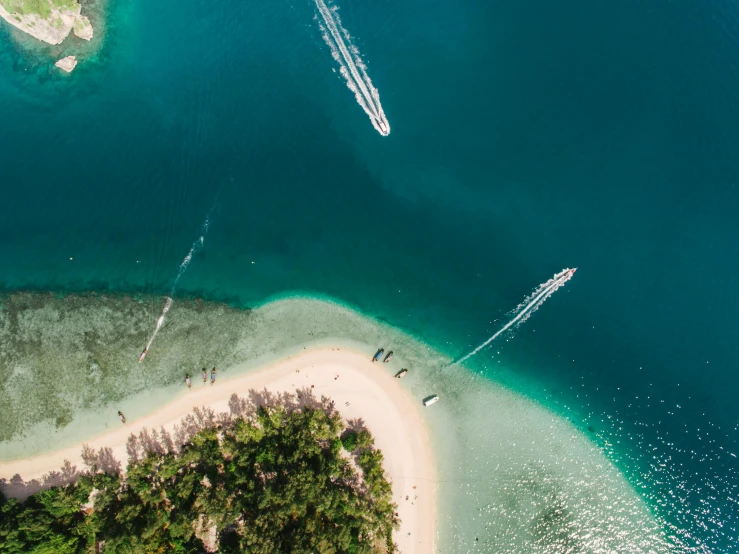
[1,0,738,550]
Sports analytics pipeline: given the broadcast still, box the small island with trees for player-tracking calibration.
[0,0,93,49]
[0,390,399,553]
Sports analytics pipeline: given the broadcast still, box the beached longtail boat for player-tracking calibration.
[423,395,439,407]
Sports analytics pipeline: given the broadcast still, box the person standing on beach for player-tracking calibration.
[202,368,207,384]
[186,374,191,389]
[210,367,216,385]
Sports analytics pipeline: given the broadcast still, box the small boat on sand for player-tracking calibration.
[372,348,384,362]
[383,351,394,363]
[423,395,440,407]
[395,369,408,379]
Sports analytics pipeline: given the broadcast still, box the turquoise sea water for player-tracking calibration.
[1,0,739,551]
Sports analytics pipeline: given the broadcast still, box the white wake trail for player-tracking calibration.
[454,268,577,366]
[142,297,172,356]
[314,0,390,136]
[173,235,205,289]
[139,214,213,362]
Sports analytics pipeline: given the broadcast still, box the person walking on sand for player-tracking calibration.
[118,411,126,424]
[186,374,191,389]
[210,367,216,385]
[202,368,207,384]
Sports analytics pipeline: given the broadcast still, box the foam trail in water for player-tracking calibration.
[453,268,577,366]
[139,215,213,362]
[173,235,205,289]
[314,0,390,136]
[140,297,173,361]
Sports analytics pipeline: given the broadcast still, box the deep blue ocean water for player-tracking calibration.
[1,0,739,549]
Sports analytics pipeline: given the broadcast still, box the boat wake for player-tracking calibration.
[314,0,390,136]
[140,297,172,361]
[453,268,577,366]
[173,234,206,289]
[139,215,212,362]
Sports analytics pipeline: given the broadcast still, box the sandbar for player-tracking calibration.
[0,348,436,554]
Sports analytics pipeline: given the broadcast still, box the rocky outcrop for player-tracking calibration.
[55,55,77,72]
[73,14,92,40]
[0,1,92,45]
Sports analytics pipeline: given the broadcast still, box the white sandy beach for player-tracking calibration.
[0,348,436,554]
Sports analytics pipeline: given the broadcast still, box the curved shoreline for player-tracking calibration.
[0,347,437,554]
[0,294,674,552]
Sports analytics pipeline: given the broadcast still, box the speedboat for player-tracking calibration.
[423,395,439,407]
[138,348,148,363]
[372,348,384,362]
[395,369,408,379]
[383,351,394,363]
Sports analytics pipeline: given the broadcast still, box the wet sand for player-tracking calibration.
[0,348,436,553]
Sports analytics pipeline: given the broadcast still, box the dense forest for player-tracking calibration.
[0,391,398,553]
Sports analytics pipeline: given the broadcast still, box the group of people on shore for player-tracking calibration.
[185,367,217,388]
[119,367,218,424]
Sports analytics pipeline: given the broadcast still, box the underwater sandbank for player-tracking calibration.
[0,293,674,552]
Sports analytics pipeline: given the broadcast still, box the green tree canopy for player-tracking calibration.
[0,393,398,554]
